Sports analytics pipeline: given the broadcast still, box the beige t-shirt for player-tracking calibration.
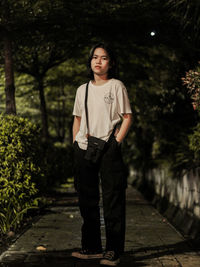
[73,78,132,150]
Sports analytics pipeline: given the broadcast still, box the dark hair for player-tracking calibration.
[87,42,119,80]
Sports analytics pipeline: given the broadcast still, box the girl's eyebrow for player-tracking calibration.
[93,54,108,58]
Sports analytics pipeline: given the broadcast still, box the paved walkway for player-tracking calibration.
[0,186,200,267]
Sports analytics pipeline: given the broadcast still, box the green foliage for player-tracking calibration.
[0,115,43,235]
[182,63,200,112]
[189,123,200,162]
[120,43,196,173]
[175,63,200,169]
[41,142,74,189]
[45,59,87,141]
[167,0,200,40]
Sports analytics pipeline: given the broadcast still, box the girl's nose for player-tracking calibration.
[96,57,101,64]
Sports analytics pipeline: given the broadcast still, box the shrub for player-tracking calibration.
[41,141,74,189]
[189,123,200,162]
[181,63,200,167]
[0,115,43,235]
[182,63,200,112]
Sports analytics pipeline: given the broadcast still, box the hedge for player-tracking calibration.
[0,115,43,235]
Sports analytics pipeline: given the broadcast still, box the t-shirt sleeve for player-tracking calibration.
[117,83,132,115]
[72,88,82,117]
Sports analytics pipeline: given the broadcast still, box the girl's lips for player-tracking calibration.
[95,66,101,69]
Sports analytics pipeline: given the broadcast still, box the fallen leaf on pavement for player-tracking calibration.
[7,231,15,237]
[36,246,47,251]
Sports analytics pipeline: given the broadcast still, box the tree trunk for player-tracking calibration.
[37,77,49,140]
[4,34,16,115]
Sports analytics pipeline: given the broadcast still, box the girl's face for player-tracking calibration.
[91,48,110,78]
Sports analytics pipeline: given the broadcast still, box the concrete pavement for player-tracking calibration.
[0,185,200,266]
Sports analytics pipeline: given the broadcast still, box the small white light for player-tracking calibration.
[150,31,156,36]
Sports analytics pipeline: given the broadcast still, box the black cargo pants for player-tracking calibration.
[73,137,127,255]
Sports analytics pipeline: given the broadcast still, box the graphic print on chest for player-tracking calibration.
[104,92,114,104]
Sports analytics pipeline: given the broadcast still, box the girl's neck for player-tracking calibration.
[92,74,109,86]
